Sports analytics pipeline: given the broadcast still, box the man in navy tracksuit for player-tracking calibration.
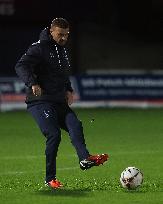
[15,18,108,188]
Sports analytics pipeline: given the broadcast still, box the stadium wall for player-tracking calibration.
[1,70,163,111]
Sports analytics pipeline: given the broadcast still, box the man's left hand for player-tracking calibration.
[66,91,74,105]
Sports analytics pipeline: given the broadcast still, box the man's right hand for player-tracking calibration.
[32,85,42,96]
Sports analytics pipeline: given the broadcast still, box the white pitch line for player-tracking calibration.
[110,150,162,155]
[0,154,77,160]
[0,155,44,160]
[0,166,79,176]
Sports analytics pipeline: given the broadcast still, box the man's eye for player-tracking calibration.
[58,33,68,37]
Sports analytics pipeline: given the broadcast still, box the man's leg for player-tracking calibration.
[63,108,109,170]
[58,104,109,171]
[27,103,61,182]
[65,111,90,161]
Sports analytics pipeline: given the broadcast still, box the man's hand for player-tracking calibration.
[66,91,74,105]
[32,85,42,96]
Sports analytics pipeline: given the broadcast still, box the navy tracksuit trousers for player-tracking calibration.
[27,102,90,182]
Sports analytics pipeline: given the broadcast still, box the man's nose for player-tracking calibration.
[62,36,67,41]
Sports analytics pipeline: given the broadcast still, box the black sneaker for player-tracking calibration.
[80,153,109,170]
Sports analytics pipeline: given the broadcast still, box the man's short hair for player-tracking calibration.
[51,18,69,29]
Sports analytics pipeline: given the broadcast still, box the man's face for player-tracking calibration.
[50,26,69,46]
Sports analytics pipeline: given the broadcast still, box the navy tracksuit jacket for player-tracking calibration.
[15,28,90,182]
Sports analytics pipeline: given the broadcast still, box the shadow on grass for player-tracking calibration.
[35,188,92,197]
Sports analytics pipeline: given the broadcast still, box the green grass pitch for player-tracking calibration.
[0,108,163,204]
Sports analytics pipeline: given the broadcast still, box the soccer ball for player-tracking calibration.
[120,167,143,190]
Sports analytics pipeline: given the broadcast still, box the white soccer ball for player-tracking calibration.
[120,167,143,190]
